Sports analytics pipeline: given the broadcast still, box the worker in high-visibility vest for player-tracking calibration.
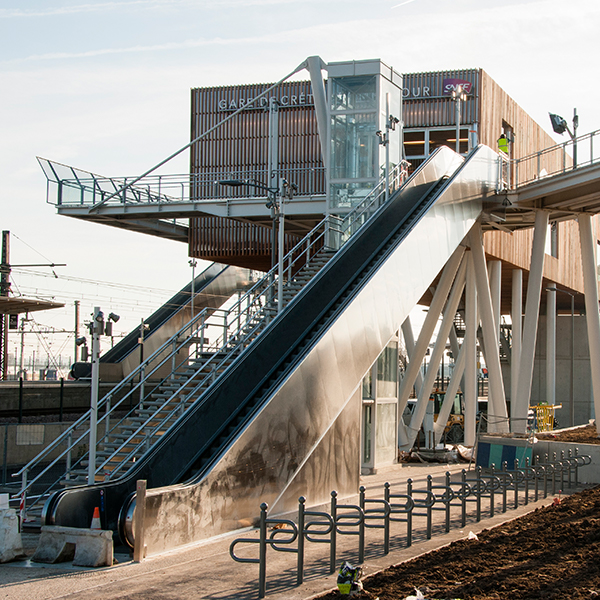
[498,134,509,155]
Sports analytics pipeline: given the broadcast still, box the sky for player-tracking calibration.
[1,0,599,372]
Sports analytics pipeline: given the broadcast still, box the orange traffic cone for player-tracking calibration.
[90,506,101,529]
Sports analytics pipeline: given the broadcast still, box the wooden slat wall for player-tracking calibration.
[478,70,567,184]
[483,215,600,294]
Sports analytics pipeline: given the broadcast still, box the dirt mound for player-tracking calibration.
[317,485,600,600]
[537,423,600,445]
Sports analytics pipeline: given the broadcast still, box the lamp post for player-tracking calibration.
[87,308,119,484]
[451,85,467,154]
[549,109,579,167]
[218,179,296,313]
[546,287,575,426]
[189,259,197,319]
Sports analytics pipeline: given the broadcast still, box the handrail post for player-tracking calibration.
[139,364,145,410]
[383,482,390,554]
[258,503,268,599]
[65,432,72,480]
[426,475,433,539]
[406,478,413,547]
[330,491,337,574]
[460,470,466,527]
[490,464,496,517]
[297,497,305,586]
[502,461,508,513]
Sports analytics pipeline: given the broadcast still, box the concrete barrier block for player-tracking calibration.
[0,509,25,563]
[32,526,113,567]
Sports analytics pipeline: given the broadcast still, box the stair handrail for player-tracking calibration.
[15,159,415,503]
[12,215,336,498]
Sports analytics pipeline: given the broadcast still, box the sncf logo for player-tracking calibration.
[443,78,473,95]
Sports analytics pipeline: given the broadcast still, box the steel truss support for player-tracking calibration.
[397,245,465,447]
[513,210,548,434]
[406,257,467,449]
[546,288,556,406]
[401,316,423,395]
[469,224,509,433]
[464,250,478,445]
[511,268,523,412]
[578,213,600,436]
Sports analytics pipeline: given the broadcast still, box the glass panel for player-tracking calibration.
[330,113,378,180]
[377,342,398,398]
[404,130,425,158]
[363,404,372,463]
[376,402,396,465]
[330,181,374,209]
[429,128,469,154]
[362,370,372,399]
[330,76,377,111]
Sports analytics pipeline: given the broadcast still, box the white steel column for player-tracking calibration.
[401,316,424,394]
[464,251,478,445]
[406,258,467,449]
[433,336,466,442]
[546,288,556,406]
[513,210,549,434]
[578,214,600,435]
[397,246,465,445]
[511,269,523,415]
[469,224,509,433]
[489,261,502,338]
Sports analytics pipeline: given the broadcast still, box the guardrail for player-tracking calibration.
[230,450,591,598]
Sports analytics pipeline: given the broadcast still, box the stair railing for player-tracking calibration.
[12,215,337,507]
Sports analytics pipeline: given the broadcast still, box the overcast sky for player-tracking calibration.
[1,0,598,367]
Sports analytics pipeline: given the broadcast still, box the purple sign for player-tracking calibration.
[442,78,472,95]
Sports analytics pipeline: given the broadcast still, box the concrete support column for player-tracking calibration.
[511,269,523,414]
[469,224,509,433]
[513,210,548,434]
[546,288,556,406]
[397,246,465,445]
[578,214,600,434]
[464,251,478,445]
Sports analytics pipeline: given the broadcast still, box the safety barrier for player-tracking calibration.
[230,450,591,598]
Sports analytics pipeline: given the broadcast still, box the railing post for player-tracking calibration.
[358,487,365,564]
[258,503,268,599]
[460,471,467,527]
[502,461,508,513]
[524,457,530,505]
[544,453,549,499]
[59,378,64,422]
[330,491,337,574]
[65,431,72,480]
[490,464,495,517]
[406,479,413,547]
[513,459,519,509]
[476,466,482,522]
[297,497,305,586]
[139,364,145,410]
[20,468,28,523]
[445,472,451,533]
[552,452,557,495]
[383,482,390,555]
[426,475,433,539]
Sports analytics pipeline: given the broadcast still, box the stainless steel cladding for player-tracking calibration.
[402,69,480,128]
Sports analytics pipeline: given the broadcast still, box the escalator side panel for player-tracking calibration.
[137,147,499,555]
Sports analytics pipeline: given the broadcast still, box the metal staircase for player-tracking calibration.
[13,160,410,522]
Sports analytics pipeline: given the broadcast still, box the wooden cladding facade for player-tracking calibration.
[189,216,301,272]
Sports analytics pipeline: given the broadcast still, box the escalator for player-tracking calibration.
[71,263,253,379]
[42,145,499,551]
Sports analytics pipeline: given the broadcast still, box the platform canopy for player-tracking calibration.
[0,296,64,315]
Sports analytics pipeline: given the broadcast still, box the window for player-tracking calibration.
[377,342,398,398]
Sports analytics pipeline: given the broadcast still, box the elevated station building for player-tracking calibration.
[29,57,600,554]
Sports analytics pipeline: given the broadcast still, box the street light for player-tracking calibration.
[218,178,296,313]
[549,109,579,167]
[546,287,575,426]
[451,85,468,154]
[87,307,119,484]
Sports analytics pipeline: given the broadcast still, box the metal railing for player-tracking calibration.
[512,128,600,188]
[11,215,337,515]
[16,157,415,517]
[230,450,591,598]
[39,158,326,208]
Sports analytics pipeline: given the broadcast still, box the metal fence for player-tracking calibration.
[230,450,591,598]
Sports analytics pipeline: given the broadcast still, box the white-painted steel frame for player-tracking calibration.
[401,316,423,394]
[578,213,600,436]
[469,224,509,433]
[511,268,523,411]
[406,257,467,449]
[513,210,548,434]
[464,251,478,445]
[546,288,556,406]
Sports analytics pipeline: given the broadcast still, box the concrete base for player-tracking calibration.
[0,509,25,563]
[32,526,113,567]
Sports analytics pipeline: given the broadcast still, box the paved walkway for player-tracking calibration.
[1,460,579,600]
